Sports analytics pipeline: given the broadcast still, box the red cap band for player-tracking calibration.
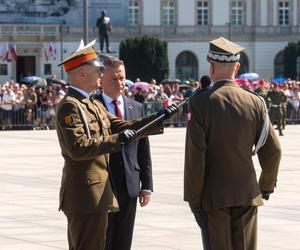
[64,52,97,71]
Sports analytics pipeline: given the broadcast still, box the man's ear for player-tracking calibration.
[79,68,87,79]
[210,62,214,76]
[234,63,240,76]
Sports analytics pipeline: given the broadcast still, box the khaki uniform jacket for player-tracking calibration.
[184,80,281,211]
[56,87,162,214]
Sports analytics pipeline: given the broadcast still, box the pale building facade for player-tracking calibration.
[0,0,299,83]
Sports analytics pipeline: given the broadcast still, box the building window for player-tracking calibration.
[176,51,198,82]
[274,50,285,77]
[237,52,249,76]
[128,0,139,26]
[162,0,175,26]
[278,0,290,26]
[44,64,52,75]
[0,64,8,75]
[231,0,243,25]
[197,1,209,25]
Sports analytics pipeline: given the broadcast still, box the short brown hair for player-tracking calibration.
[98,54,124,69]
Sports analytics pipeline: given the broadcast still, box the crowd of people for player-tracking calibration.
[0,73,300,131]
[0,80,66,130]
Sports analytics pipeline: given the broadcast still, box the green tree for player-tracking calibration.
[119,36,169,82]
[283,42,300,79]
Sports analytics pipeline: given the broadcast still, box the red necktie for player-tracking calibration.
[112,99,122,118]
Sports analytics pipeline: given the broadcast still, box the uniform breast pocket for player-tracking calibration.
[89,121,100,136]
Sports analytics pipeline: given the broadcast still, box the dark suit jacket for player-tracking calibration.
[184,80,281,211]
[56,88,160,213]
[95,93,153,198]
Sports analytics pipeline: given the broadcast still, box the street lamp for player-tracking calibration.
[60,23,64,80]
[83,0,89,44]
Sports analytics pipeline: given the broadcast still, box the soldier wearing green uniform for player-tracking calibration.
[254,80,268,101]
[184,37,281,250]
[56,41,178,250]
[266,84,287,136]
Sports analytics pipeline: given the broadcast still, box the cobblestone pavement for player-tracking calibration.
[0,126,299,250]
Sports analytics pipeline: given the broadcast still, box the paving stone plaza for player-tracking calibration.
[0,126,299,250]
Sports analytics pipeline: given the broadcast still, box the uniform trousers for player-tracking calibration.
[64,212,108,250]
[99,34,110,52]
[105,193,137,250]
[190,204,258,250]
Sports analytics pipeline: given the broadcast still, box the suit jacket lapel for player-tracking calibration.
[123,96,133,121]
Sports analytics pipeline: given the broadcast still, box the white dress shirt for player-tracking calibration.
[102,92,125,118]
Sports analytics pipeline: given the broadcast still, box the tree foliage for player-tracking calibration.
[119,36,169,82]
[283,42,300,79]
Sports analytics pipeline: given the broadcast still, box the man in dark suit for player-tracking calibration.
[184,37,281,250]
[94,56,152,250]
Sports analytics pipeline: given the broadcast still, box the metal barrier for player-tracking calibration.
[0,101,299,130]
[0,104,55,130]
[143,101,189,127]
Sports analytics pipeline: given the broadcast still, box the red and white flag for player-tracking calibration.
[10,44,17,61]
[49,43,57,60]
[3,44,10,62]
[44,44,49,61]
[0,45,4,59]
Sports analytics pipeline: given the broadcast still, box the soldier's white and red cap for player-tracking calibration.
[58,39,105,72]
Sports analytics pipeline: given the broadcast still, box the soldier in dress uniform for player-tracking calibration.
[55,41,178,250]
[184,37,281,250]
[254,80,268,101]
[266,83,287,136]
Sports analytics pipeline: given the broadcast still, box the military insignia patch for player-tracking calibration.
[187,112,192,122]
[64,115,75,126]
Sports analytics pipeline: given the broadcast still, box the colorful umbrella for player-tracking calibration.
[130,81,150,91]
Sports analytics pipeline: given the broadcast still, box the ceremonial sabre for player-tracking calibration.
[136,88,203,136]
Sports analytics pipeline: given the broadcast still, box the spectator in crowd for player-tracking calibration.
[134,87,145,103]
[154,85,169,108]
[54,90,65,111]
[0,86,5,128]
[24,86,37,126]
[150,78,157,86]
[171,82,184,103]
[40,89,53,130]
[288,82,300,122]
[200,75,211,89]
[13,90,25,128]
[1,84,15,130]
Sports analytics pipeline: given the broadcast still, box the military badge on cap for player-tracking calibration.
[58,39,105,72]
[64,114,75,127]
[207,36,245,63]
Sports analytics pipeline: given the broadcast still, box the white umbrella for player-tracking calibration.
[125,79,134,88]
[239,73,260,81]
